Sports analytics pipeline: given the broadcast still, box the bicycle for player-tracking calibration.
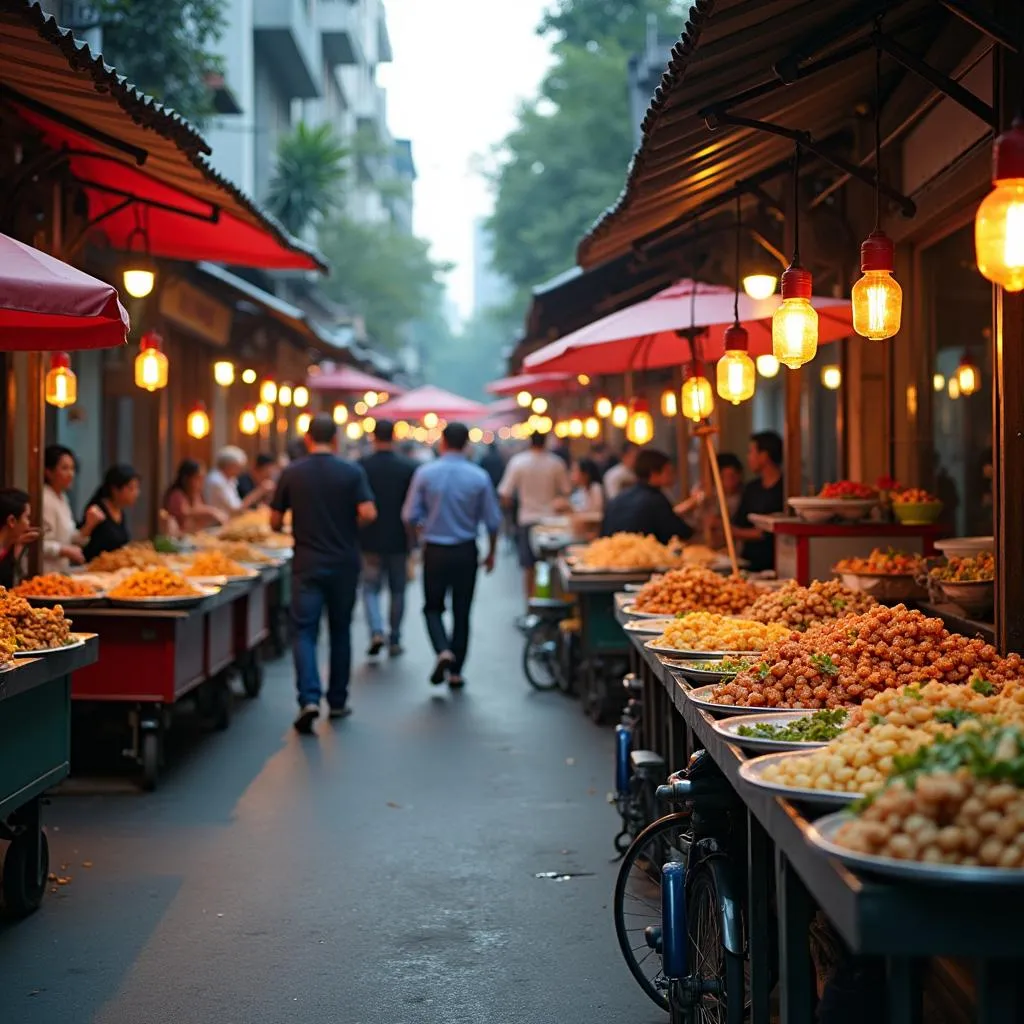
[521,597,577,692]
[613,750,747,1022]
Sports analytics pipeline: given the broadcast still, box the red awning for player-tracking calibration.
[0,232,128,350]
[376,385,489,422]
[307,365,404,395]
[486,372,579,397]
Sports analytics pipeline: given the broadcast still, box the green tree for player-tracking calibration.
[540,0,688,51]
[265,123,349,236]
[95,0,227,123]
[419,305,516,402]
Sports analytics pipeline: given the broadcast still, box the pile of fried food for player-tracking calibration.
[13,574,99,598]
[632,567,762,616]
[188,535,274,564]
[578,533,685,571]
[653,612,792,653]
[184,551,249,578]
[744,579,876,631]
[108,568,202,600]
[87,543,165,572]
[0,588,72,651]
[216,509,292,547]
[834,547,924,575]
[930,552,994,583]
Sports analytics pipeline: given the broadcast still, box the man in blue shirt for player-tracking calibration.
[271,414,377,733]
[402,422,502,689]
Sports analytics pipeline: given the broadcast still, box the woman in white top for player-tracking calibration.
[571,458,605,514]
[41,445,104,574]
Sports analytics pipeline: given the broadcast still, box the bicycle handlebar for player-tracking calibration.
[656,779,693,803]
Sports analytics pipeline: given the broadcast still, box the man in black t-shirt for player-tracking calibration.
[271,415,377,733]
[732,431,784,572]
[359,420,416,658]
[600,449,694,545]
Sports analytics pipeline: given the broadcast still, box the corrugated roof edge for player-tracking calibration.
[576,0,718,267]
[12,0,329,273]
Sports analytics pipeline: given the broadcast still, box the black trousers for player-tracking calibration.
[422,541,478,673]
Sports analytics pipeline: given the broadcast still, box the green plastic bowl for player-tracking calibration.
[892,501,943,525]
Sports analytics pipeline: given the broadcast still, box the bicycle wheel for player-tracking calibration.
[613,811,692,1011]
[522,621,560,690]
[686,862,746,1024]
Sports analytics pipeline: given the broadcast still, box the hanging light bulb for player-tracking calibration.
[346,421,364,441]
[569,418,584,438]
[956,355,980,396]
[531,396,548,414]
[577,373,591,386]
[213,360,235,387]
[516,390,532,408]
[536,415,553,434]
[469,427,484,444]
[255,401,273,425]
[242,368,257,385]
[296,412,312,434]
[363,416,377,433]
[948,377,961,400]
[660,388,678,417]
[278,384,293,407]
[583,416,601,440]
[186,402,210,439]
[756,354,781,378]
[742,273,778,300]
[554,420,570,439]
[610,403,628,429]
[377,391,389,403]
[595,396,613,419]
[354,400,368,416]
[625,398,654,445]
[239,406,258,435]
[821,365,842,390]
[44,352,77,408]
[135,330,169,391]
[364,391,379,408]
[716,331,756,405]
[259,379,278,404]
[932,373,945,392]
[292,385,309,408]
[423,412,439,429]
[976,117,1024,291]
[681,365,715,423]
[333,403,349,424]
[122,226,156,298]
[394,420,410,439]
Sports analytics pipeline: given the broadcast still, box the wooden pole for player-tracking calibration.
[674,364,689,495]
[696,424,739,576]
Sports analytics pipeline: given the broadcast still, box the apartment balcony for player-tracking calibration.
[377,7,392,63]
[254,0,321,99]
[319,0,363,66]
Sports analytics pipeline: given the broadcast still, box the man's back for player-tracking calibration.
[359,450,416,554]
[498,450,570,525]
[273,453,373,573]
[404,454,500,544]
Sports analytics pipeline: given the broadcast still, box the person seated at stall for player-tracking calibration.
[570,458,605,515]
[602,443,638,500]
[600,449,695,545]
[163,460,228,535]
[678,452,746,548]
[731,431,784,572]
[204,446,275,517]
[80,464,140,563]
[237,452,277,505]
[41,444,103,574]
[0,488,40,588]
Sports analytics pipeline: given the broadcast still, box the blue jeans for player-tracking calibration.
[291,564,359,709]
[361,552,408,644]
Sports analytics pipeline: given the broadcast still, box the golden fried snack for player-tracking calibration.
[87,543,165,572]
[108,568,201,599]
[654,612,791,652]
[0,587,72,650]
[633,566,761,616]
[184,551,249,578]
[580,533,685,571]
[14,574,99,598]
[744,579,876,631]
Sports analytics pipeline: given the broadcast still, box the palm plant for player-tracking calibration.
[265,122,348,236]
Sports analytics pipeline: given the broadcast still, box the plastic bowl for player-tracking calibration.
[934,537,994,560]
[892,501,943,525]
[939,580,994,617]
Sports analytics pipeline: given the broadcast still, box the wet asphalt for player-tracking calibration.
[0,557,663,1024]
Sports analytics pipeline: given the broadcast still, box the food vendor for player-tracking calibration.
[41,444,104,573]
[237,453,277,506]
[731,431,784,572]
[0,488,40,587]
[163,460,229,534]
[570,459,605,515]
[600,450,694,544]
[80,464,140,563]
[205,446,276,516]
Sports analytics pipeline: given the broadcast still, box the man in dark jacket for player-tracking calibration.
[600,449,694,545]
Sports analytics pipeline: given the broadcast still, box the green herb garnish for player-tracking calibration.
[934,708,981,727]
[810,653,840,677]
[971,677,996,696]
[737,709,848,743]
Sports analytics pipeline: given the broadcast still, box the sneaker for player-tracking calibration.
[328,705,353,720]
[389,643,405,657]
[293,703,319,734]
[447,675,465,690]
[367,634,386,657]
[430,651,455,685]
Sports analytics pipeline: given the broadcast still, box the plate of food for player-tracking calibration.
[106,568,219,608]
[644,612,791,660]
[664,657,756,685]
[13,632,89,657]
[619,604,672,620]
[183,551,261,583]
[930,553,995,616]
[833,548,926,601]
[738,750,864,807]
[13,573,106,606]
[712,709,848,753]
[684,683,785,717]
[624,617,681,635]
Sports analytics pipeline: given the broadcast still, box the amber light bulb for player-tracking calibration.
[681,367,714,423]
[976,118,1024,291]
[595,396,613,419]
[135,331,169,392]
[45,353,77,408]
[610,403,628,429]
[625,399,654,445]
[852,231,902,340]
[660,388,678,417]
[715,325,755,405]
[772,265,818,369]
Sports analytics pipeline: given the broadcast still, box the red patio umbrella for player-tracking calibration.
[0,233,129,350]
[376,385,489,422]
[486,372,578,397]
[523,278,854,375]
[307,365,405,395]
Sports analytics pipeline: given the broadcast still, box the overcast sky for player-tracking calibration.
[378,0,553,323]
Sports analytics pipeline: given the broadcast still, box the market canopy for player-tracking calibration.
[523,279,853,375]
[307,365,404,395]
[0,2,325,271]
[0,232,129,350]
[486,372,579,397]
[376,385,489,423]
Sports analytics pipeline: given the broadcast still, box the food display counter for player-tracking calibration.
[0,636,99,916]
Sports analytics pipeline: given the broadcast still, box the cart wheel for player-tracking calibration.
[2,828,49,917]
[140,730,161,792]
[241,655,264,698]
[210,676,232,731]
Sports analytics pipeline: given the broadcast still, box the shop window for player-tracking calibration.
[921,222,993,536]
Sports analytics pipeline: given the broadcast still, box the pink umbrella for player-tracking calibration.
[0,233,129,350]
[523,278,853,375]
[375,385,489,422]
[307,364,405,395]
[486,371,578,396]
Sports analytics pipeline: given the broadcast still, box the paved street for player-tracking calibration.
[0,559,661,1024]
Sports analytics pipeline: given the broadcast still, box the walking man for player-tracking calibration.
[271,414,377,733]
[402,422,501,689]
[359,419,416,658]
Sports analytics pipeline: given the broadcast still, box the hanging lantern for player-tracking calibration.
[377,391,389,403]
[239,406,258,435]
[354,400,368,416]
[821,365,842,391]
[681,365,715,423]
[135,330,169,391]
[975,117,1024,291]
[536,415,553,434]
[186,402,210,439]
[333,403,349,424]
[756,354,781,378]
[364,391,379,408]
[956,355,980,396]
[346,421,364,441]
[531,396,548,414]
[772,266,818,368]
[278,384,293,407]
[423,412,439,429]
[948,377,961,400]
[122,226,156,299]
[583,416,601,440]
[852,231,902,340]
[577,373,591,386]
[595,396,613,419]
[625,399,654,445]
[259,379,278,404]
[242,368,257,385]
[742,273,777,300]
[716,326,756,405]
[255,401,273,425]
[296,412,312,434]
[569,418,584,438]
[932,373,945,392]
[516,390,532,408]
[363,416,377,433]
[610,402,628,429]
[44,353,77,408]
[469,427,484,444]
[394,420,410,439]
[660,388,678,417]
[293,385,309,408]
[213,360,235,387]
[554,420,570,439]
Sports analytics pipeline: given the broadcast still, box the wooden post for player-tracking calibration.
[696,425,739,576]
[784,366,803,498]
[674,364,689,495]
